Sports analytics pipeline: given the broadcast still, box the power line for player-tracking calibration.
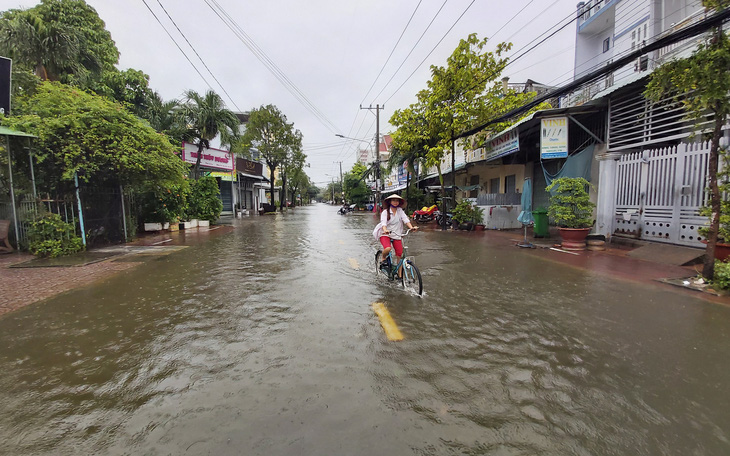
[370,0,451,104]
[140,0,212,90]
[455,7,730,141]
[359,0,424,106]
[203,0,340,134]
[154,0,240,111]
[383,0,477,105]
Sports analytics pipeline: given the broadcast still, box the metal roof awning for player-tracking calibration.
[238,171,269,181]
[0,126,36,138]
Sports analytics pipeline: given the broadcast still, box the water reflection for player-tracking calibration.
[0,204,728,455]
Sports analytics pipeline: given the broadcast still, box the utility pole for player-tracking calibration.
[334,161,343,202]
[360,104,384,212]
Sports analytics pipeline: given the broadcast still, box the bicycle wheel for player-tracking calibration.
[375,250,382,276]
[401,260,423,296]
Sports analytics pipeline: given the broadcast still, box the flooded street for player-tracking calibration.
[1,204,729,455]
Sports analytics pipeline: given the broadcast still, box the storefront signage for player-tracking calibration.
[467,147,487,163]
[208,171,235,181]
[181,142,233,171]
[235,157,264,177]
[485,129,519,162]
[540,117,569,159]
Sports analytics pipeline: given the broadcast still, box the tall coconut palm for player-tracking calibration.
[179,89,240,179]
[0,9,83,81]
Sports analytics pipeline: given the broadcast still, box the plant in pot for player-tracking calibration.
[187,176,223,227]
[546,177,595,250]
[138,182,187,231]
[452,200,475,231]
[472,205,486,231]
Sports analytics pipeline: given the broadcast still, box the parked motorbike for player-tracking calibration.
[337,204,356,215]
[412,205,438,223]
[434,210,453,227]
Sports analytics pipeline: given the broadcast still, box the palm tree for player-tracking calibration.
[0,9,85,81]
[179,90,240,179]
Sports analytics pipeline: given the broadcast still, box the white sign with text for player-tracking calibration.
[540,117,569,159]
[181,142,234,171]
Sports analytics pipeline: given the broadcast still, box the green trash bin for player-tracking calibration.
[532,208,549,238]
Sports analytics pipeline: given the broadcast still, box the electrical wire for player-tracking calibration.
[155,0,240,111]
[203,0,340,134]
[369,0,451,104]
[360,0,424,106]
[382,0,477,105]
[140,0,212,90]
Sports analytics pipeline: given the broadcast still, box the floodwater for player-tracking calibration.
[1,204,729,455]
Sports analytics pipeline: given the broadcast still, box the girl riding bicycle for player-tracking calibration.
[372,194,418,273]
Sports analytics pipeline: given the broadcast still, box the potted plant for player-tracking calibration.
[699,150,730,260]
[472,205,486,231]
[187,176,223,227]
[138,182,187,231]
[546,177,595,250]
[452,200,475,231]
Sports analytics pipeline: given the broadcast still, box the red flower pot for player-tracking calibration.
[558,227,591,250]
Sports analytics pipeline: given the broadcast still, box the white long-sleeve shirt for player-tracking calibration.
[372,207,410,240]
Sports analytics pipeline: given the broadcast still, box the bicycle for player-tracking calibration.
[374,229,423,296]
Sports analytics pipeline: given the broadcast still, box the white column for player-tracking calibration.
[595,150,623,238]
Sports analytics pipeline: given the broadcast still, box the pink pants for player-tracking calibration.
[380,236,403,257]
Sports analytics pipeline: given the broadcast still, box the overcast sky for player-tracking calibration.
[3,0,579,186]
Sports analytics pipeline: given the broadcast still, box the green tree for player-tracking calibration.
[286,160,311,207]
[279,146,305,210]
[239,104,302,209]
[179,89,240,179]
[1,81,187,195]
[306,184,320,203]
[0,0,118,86]
[390,34,547,215]
[645,0,730,280]
[343,162,370,206]
[90,68,156,118]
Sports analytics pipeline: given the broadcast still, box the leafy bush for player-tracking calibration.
[187,176,223,222]
[546,177,595,228]
[712,261,730,290]
[28,213,85,258]
[138,181,189,223]
[452,200,475,225]
[472,205,485,224]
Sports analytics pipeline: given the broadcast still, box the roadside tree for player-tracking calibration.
[1,81,187,197]
[179,89,240,179]
[343,162,370,207]
[239,104,302,209]
[0,0,118,85]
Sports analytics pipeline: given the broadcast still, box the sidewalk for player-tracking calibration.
[0,225,234,319]
[479,227,728,305]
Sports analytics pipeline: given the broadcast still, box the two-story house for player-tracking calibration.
[565,0,722,248]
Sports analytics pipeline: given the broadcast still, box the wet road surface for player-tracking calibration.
[1,204,729,455]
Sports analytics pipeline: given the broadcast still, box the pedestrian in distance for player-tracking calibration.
[373,194,418,276]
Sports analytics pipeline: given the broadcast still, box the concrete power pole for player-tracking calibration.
[361,104,384,212]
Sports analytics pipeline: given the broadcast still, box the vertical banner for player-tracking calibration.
[0,56,11,115]
[540,117,568,159]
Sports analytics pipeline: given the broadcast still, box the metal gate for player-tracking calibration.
[613,138,725,247]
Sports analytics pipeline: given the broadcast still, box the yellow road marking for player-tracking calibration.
[348,258,359,269]
[338,240,345,245]
[372,302,404,341]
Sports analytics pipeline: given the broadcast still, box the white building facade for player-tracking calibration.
[567,0,722,248]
